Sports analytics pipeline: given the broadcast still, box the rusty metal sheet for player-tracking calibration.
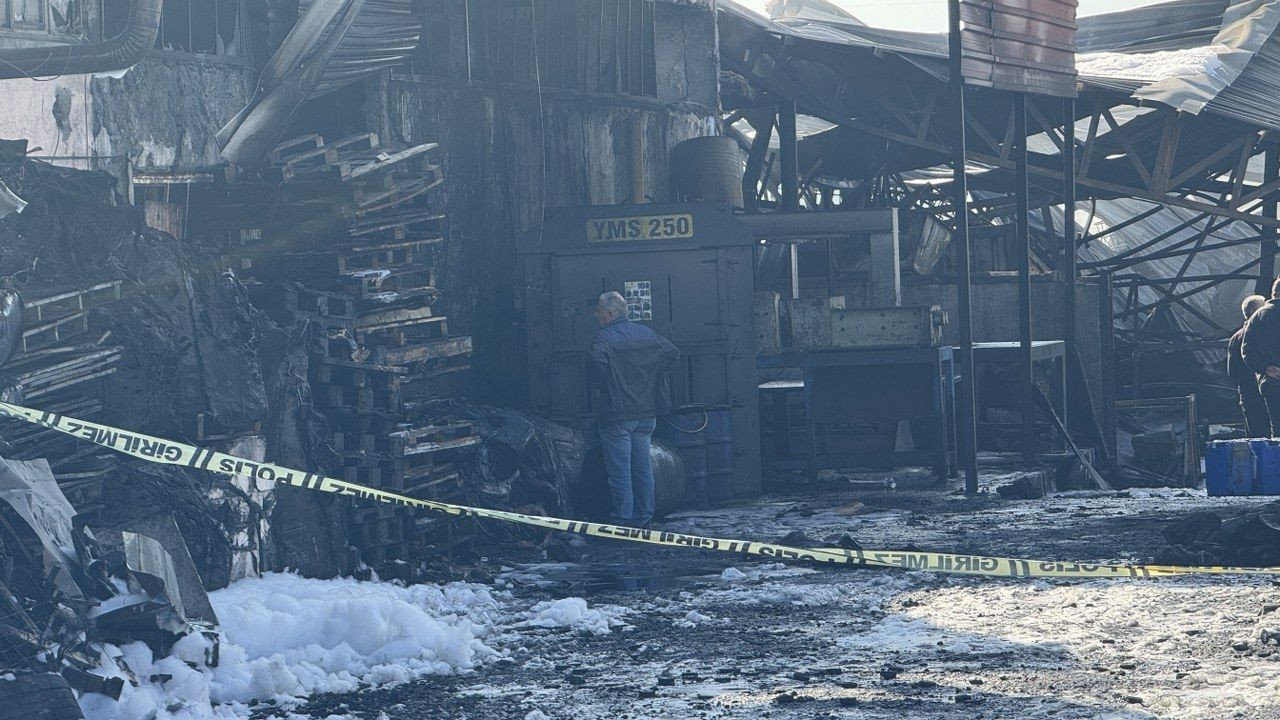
[960,0,1078,98]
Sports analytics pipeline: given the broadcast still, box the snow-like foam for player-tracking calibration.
[78,573,620,719]
[1077,45,1227,82]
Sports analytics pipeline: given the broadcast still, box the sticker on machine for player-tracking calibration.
[623,281,652,321]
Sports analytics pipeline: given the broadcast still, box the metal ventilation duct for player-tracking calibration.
[0,0,162,80]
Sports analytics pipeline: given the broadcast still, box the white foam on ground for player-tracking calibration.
[78,573,622,719]
[517,597,626,635]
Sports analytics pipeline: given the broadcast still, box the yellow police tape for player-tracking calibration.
[1,399,1275,580]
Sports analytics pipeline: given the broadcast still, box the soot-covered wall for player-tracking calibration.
[367,0,720,404]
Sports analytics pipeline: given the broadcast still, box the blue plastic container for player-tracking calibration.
[1251,439,1280,495]
[1205,440,1258,496]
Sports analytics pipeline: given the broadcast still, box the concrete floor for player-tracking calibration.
[277,472,1280,720]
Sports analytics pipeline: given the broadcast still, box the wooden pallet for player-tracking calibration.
[311,360,407,387]
[347,514,410,548]
[186,413,262,442]
[23,281,121,325]
[340,267,437,299]
[20,311,92,353]
[356,539,415,567]
[10,347,122,400]
[390,421,479,456]
[315,382,402,414]
[368,335,472,366]
[269,133,323,164]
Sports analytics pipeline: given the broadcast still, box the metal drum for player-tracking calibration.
[577,436,687,520]
[657,408,709,508]
[670,136,745,208]
[704,407,734,501]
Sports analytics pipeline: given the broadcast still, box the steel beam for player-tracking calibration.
[948,0,979,494]
[1014,94,1035,463]
[778,100,800,212]
[1063,96,1077,437]
[1259,146,1279,295]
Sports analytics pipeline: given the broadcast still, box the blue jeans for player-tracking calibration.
[599,418,657,526]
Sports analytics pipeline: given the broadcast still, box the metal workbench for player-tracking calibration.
[971,340,1067,453]
[758,346,956,480]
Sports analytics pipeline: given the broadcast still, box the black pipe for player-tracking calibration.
[0,0,162,80]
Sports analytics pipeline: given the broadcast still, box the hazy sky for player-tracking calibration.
[738,1,1169,33]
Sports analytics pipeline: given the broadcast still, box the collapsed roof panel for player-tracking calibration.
[723,0,1280,131]
[218,0,422,168]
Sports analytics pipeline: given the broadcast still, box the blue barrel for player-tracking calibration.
[704,408,734,501]
[1205,440,1256,496]
[1251,439,1280,495]
[658,409,709,507]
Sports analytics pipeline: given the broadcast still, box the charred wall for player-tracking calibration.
[369,0,720,404]
[89,56,252,175]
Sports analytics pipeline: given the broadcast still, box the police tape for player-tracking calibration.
[1,399,1275,580]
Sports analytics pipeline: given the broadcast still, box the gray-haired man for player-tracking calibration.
[588,291,679,527]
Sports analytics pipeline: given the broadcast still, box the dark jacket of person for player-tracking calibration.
[588,318,680,422]
[1242,300,1280,374]
[1228,327,1253,386]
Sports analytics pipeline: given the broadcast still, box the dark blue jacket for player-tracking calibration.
[1243,300,1280,374]
[588,319,679,422]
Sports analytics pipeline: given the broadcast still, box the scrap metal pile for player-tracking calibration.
[0,456,219,710]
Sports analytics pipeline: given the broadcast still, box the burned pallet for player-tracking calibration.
[311,359,408,387]
[184,412,263,443]
[389,422,479,457]
[20,312,92,353]
[368,335,472,366]
[6,347,122,401]
[269,133,324,164]
[23,281,121,325]
[314,382,402,414]
[340,267,438,300]
[346,514,410,549]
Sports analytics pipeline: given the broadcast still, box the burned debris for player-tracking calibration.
[8,0,1280,718]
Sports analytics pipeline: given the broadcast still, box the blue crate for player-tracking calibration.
[1251,439,1280,495]
[1205,440,1258,496]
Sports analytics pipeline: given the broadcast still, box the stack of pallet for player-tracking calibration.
[236,132,478,574]
[0,280,124,515]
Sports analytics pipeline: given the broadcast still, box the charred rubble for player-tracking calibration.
[0,129,583,701]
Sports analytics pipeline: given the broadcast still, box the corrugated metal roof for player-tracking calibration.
[722,0,1280,131]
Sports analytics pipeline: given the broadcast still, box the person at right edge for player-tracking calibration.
[1241,278,1280,436]
[588,291,680,528]
[1230,293,1269,436]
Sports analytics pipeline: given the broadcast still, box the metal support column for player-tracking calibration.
[1062,96,1077,441]
[778,100,800,212]
[1063,97,1077,357]
[1015,94,1035,463]
[743,111,774,214]
[948,0,979,494]
[1259,146,1279,296]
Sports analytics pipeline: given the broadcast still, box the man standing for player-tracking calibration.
[588,291,680,527]
[1229,294,1268,436]
[1242,278,1280,435]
